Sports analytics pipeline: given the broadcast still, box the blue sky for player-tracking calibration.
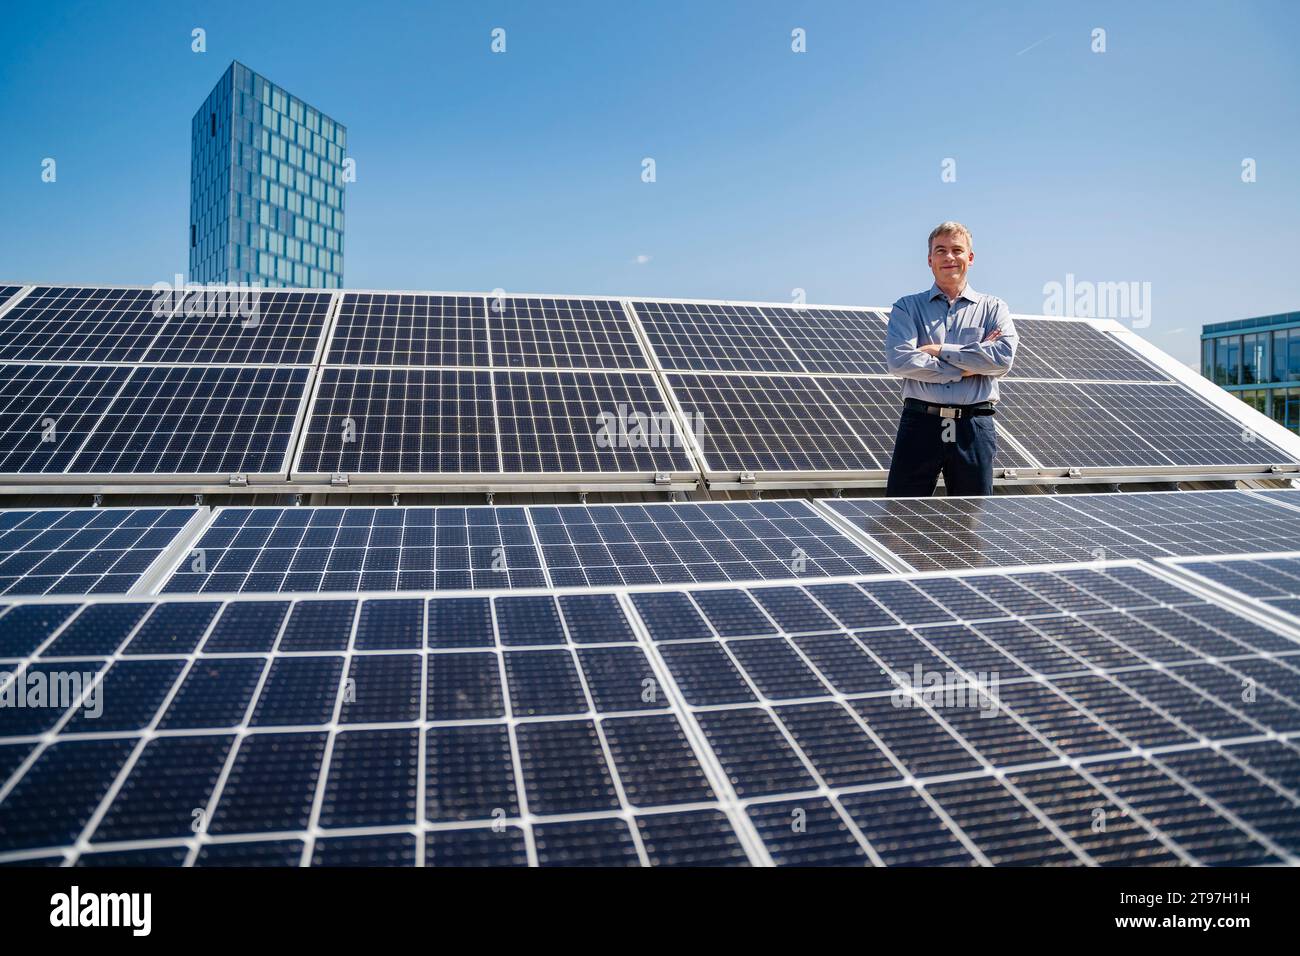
[1,0,1297,367]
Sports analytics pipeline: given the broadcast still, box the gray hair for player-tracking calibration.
[928,221,973,253]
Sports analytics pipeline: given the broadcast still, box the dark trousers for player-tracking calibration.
[885,408,996,497]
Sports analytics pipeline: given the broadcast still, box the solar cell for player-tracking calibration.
[325,293,487,366]
[760,307,891,375]
[530,499,887,586]
[296,367,496,476]
[495,369,693,473]
[1170,547,1300,621]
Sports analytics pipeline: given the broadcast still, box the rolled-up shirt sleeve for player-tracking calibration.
[886,302,964,383]
[938,300,1018,377]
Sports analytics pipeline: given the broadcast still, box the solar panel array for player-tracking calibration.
[824,489,1300,572]
[157,500,888,593]
[0,281,1297,870]
[3,559,1298,867]
[0,285,1294,487]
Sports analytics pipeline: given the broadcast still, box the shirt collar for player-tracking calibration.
[928,282,980,305]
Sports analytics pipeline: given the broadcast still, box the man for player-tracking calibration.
[884,222,1017,497]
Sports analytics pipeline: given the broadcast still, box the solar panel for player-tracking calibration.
[760,307,891,375]
[66,366,309,477]
[667,373,880,472]
[160,507,550,593]
[631,301,804,373]
[144,289,333,365]
[489,297,649,369]
[0,365,132,473]
[0,508,198,596]
[325,293,487,367]
[823,489,1300,571]
[1007,319,1172,382]
[0,287,168,363]
[295,368,497,476]
[530,499,888,586]
[0,286,22,312]
[994,380,1289,468]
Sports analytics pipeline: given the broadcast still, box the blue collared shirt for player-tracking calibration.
[884,282,1018,405]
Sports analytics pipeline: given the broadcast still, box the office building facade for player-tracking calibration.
[1202,312,1300,432]
[189,61,346,288]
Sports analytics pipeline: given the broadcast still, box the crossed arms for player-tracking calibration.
[885,301,1018,383]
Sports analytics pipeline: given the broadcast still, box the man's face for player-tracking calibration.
[928,232,974,287]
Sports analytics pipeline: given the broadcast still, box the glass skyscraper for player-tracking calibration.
[189,61,346,288]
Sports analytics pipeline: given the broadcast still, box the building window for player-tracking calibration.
[1214,336,1241,386]
[1273,328,1300,383]
[1238,389,1267,416]
[190,224,196,248]
[1242,333,1266,385]
[1202,340,1213,379]
[1273,387,1300,432]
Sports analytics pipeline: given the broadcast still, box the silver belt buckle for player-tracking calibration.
[939,406,959,419]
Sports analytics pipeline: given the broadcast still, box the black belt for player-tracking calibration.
[904,397,996,419]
